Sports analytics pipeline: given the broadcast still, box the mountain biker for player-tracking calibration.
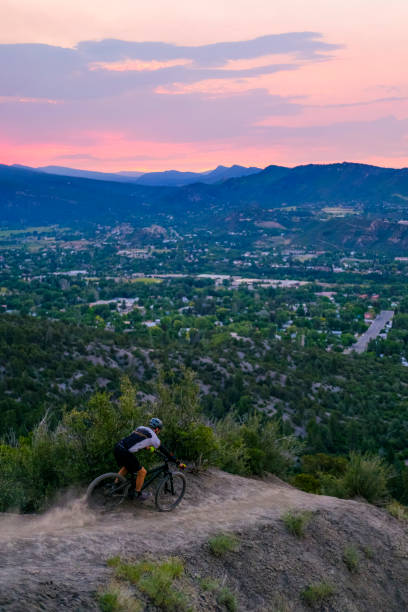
[114,417,179,500]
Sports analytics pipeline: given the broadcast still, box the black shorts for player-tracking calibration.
[114,443,142,473]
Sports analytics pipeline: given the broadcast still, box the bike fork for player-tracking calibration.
[165,475,174,495]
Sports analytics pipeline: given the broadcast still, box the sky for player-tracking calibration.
[0,0,407,171]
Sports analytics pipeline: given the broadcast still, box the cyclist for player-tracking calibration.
[114,417,178,500]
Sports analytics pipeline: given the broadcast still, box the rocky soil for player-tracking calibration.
[0,469,407,611]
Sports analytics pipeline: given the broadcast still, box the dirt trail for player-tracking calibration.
[0,470,403,610]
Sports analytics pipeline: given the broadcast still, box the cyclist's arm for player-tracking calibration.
[157,444,177,463]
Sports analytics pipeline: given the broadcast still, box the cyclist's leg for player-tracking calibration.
[135,466,147,493]
[114,443,138,482]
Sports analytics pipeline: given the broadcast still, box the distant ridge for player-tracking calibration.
[34,166,144,183]
[27,163,262,186]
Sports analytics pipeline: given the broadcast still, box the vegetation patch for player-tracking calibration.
[208,532,240,556]
[98,582,141,612]
[343,544,360,573]
[387,500,408,521]
[320,452,392,504]
[362,546,374,559]
[107,556,188,611]
[301,581,335,607]
[282,510,313,538]
[199,577,237,611]
[129,277,163,283]
[217,586,237,612]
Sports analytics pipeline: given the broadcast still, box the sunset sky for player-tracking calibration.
[0,0,407,171]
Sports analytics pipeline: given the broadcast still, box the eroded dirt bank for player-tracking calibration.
[0,470,407,610]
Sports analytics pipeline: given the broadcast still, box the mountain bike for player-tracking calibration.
[86,455,186,512]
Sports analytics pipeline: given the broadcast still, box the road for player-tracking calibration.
[346,310,394,354]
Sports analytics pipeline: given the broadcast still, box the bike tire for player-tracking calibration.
[155,472,186,512]
[86,472,129,511]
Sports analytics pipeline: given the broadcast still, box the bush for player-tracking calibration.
[217,587,237,612]
[291,473,321,494]
[215,412,301,478]
[152,369,219,469]
[243,414,301,477]
[301,453,348,477]
[320,452,392,504]
[341,452,392,504]
[199,577,237,611]
[301,582,335,606]
[387,500,408,521]
[98,591,120,612]
[178,423,219,469]
[208,533,240,556]
[109,556,188,612]
[0,444,26,511]
[98,585,140,612]
[282,510,313,538]
[319,473,348,499]
[343,545,360,572]
[199,577,220,592]
[214,414,250,475]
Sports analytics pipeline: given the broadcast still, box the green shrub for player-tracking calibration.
[199,577,220,592]
[215,412,301,478]
[301,582,335,606]
[0,444,26,511]
[343,545,360,572]
[242,414,302,477]
[291,473,321,494]
[215,414,250,475]
[178,423,219,469]
[319,473,348,499]
[217,586,237,612]
[97,583,141,612]
[98,591,120,612]
[282,510,313,537]
[341,452,392,504]
[387,500,408,521]
[320,452,392,504]
[208,533,240,556]
[110,557,188,612]
[302,453,348,477]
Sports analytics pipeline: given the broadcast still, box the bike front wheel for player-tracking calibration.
[155,472,186,512]
[86,472,129,511]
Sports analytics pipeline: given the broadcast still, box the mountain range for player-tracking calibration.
[14,163,262,187]
[2,161,408,252]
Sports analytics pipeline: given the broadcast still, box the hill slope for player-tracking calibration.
[0,164,171,225]
[0,469,407,610]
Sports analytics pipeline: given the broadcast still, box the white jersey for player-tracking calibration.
[121,426,161,454]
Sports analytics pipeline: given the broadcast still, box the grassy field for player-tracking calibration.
[130,277,163,284]
[0,226,63,238]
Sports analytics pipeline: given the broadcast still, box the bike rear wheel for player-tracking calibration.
[155,472,186,512]
[86,472,129,511]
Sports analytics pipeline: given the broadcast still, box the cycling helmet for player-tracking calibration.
[150,417,163,430]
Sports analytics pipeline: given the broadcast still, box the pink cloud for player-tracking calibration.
[89,58,193,72]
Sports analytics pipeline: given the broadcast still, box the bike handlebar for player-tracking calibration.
[155,449,186,469]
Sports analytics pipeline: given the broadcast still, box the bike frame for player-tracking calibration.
[122,459,175,494]
[141,462,170,491]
